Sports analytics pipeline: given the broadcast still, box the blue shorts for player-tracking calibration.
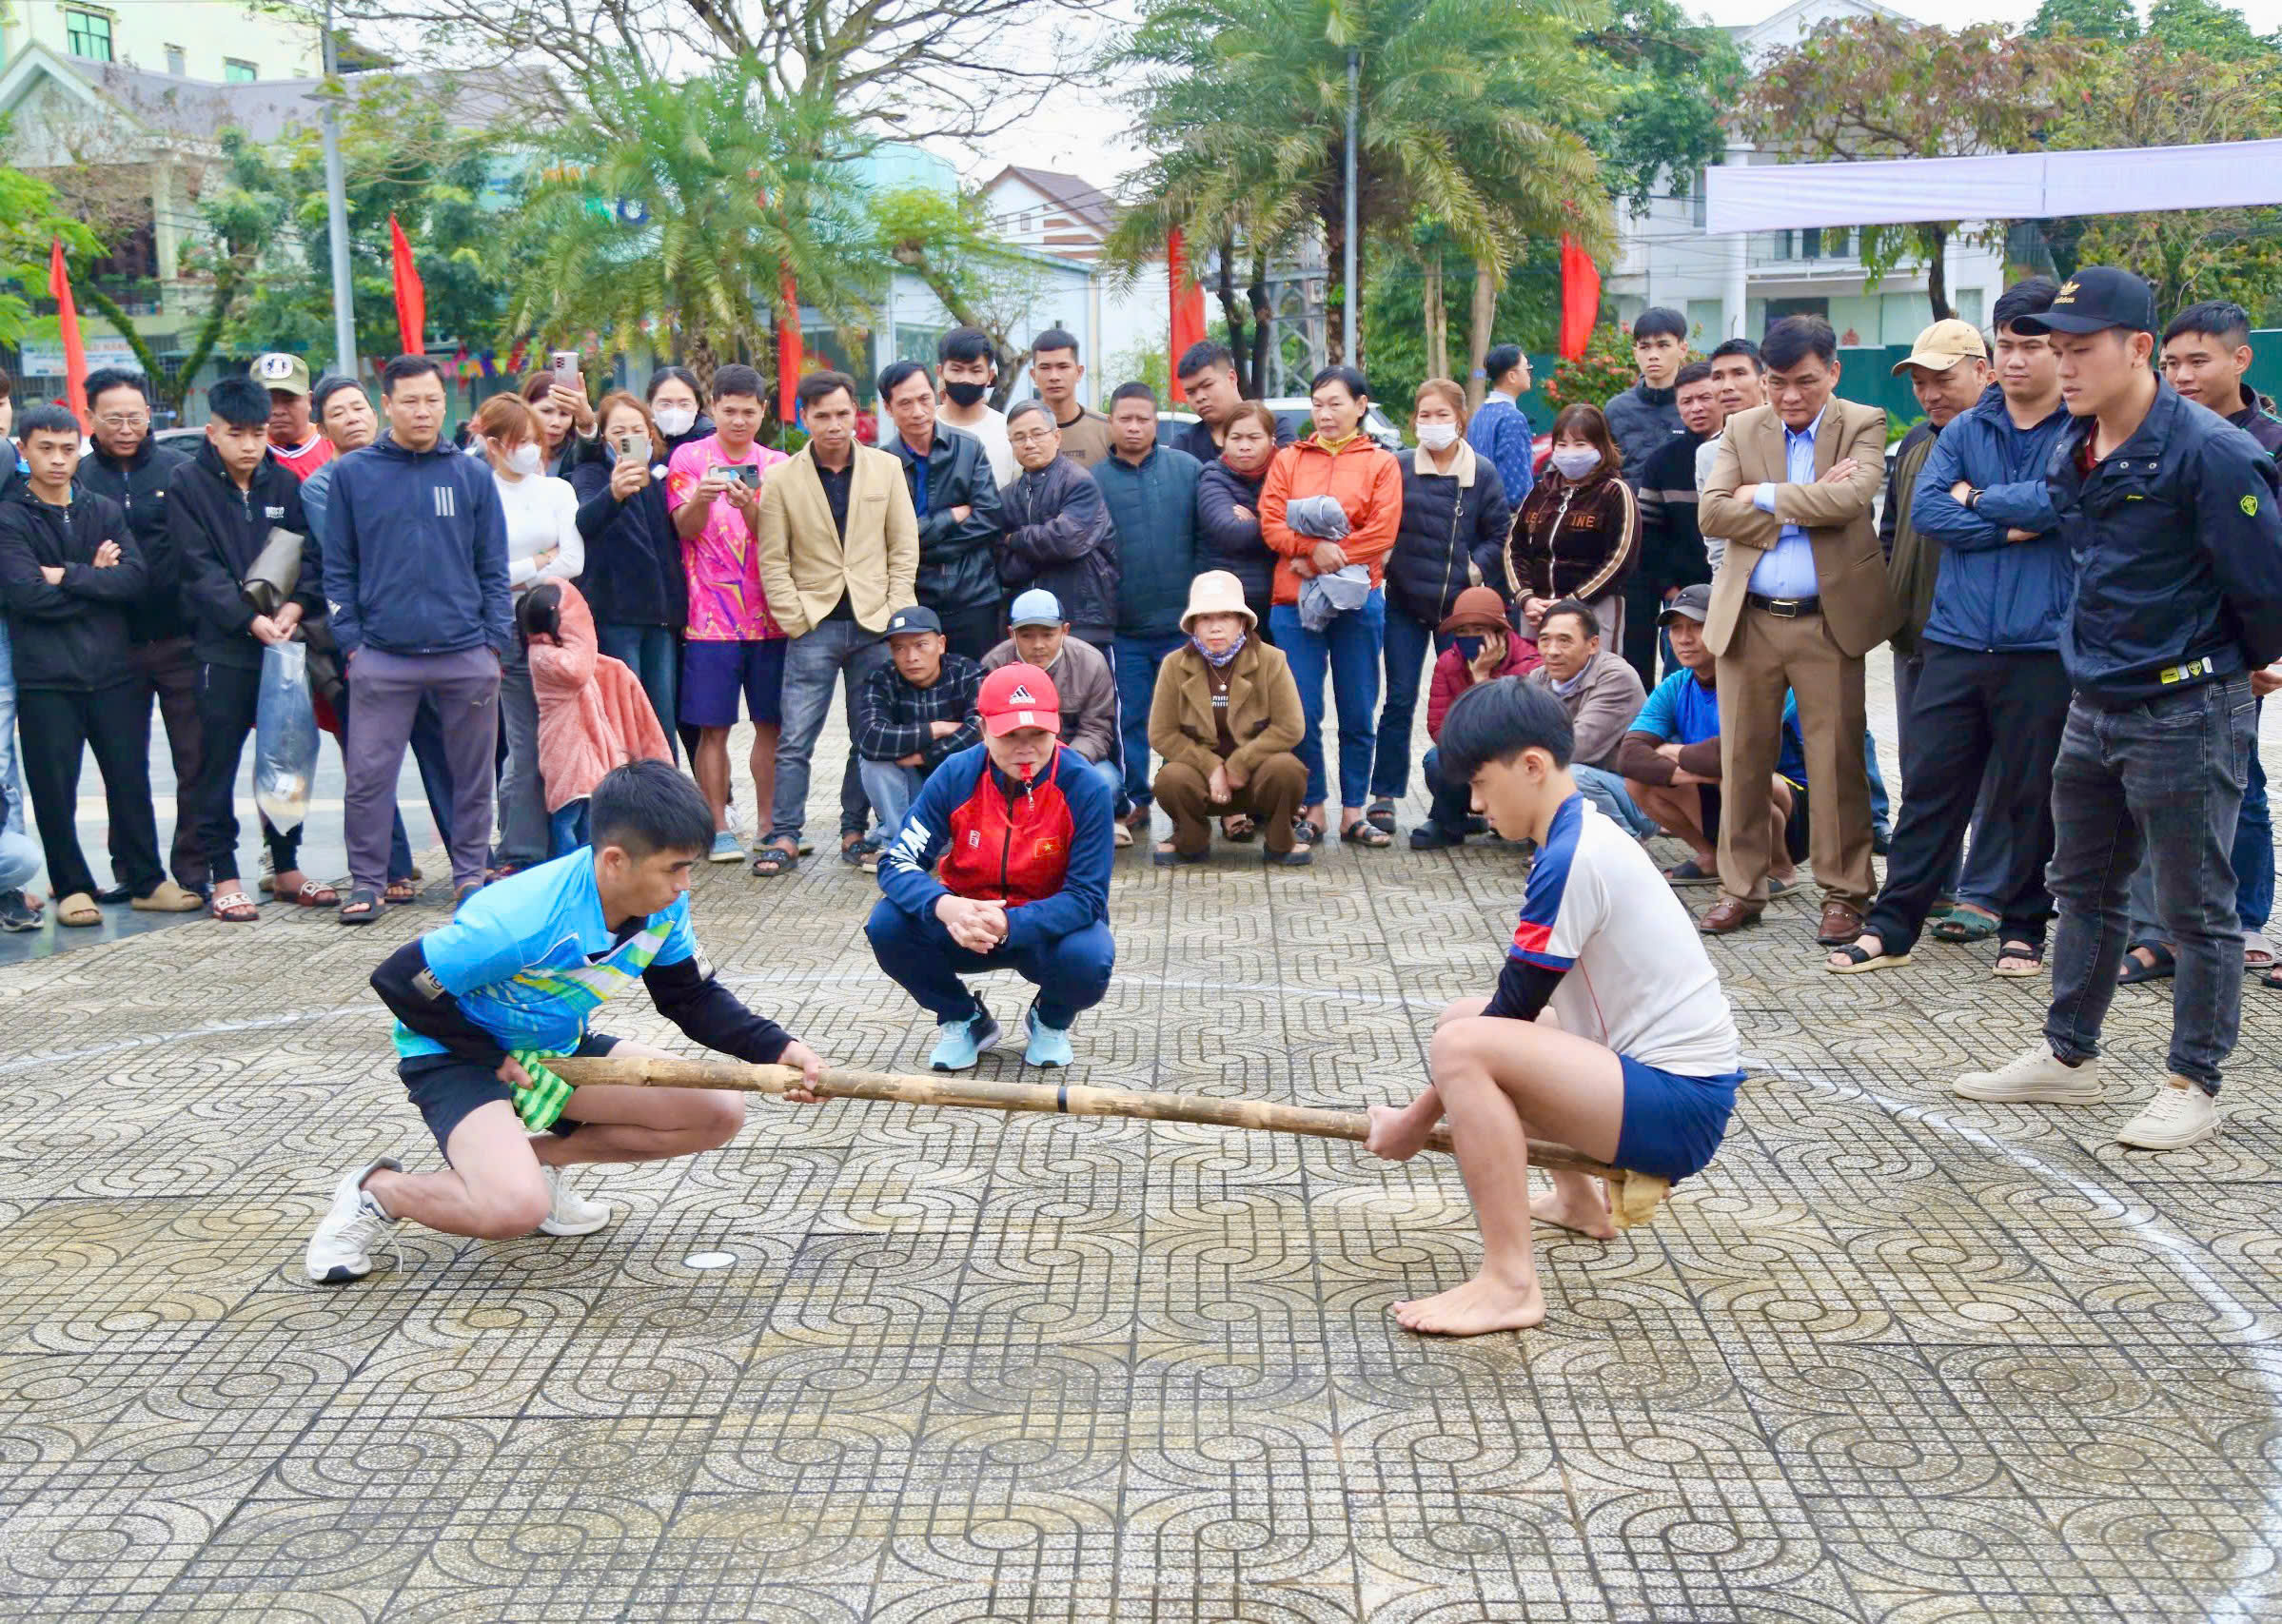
[679,638,786,728]
[1612,1057,1743,1183]
[398,1031,619,1158]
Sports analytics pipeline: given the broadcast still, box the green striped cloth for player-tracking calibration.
[510,1050,575,1131]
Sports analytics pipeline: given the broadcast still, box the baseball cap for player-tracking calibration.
[1009,589,1065,629]
[1890,320,1987,378]
[249,353,311,397]
[884,605,942,638]
[2015,267,2156,337]
[977,663,1061,736]
[1658,583,1713,625]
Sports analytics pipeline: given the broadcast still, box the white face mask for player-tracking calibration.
[653,406,697,438]
[503,441,543,477]
[1550,446,1602,480]
[1415,421,1458,451]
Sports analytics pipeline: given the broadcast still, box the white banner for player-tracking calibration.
[1705,140,2282,234]
[15,336,145,376]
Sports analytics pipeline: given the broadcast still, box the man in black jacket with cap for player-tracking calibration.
[1955,266,2282,1152]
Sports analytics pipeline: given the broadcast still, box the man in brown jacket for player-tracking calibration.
[1697,316,1894,944]
[754,370,919,872]
[1149,571,1309,863]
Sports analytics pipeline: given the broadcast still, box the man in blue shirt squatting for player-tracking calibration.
[866,661,1116,1072]
[305,760,828,1282]
[1365,677,1743,1336]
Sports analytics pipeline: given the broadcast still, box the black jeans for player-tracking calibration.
[934,602,1002,665]
[190,661,303,886]
[134,636,205,890]
[18,681,164,901]
[2044,678,2255,1094]
[1863,643,2070,954]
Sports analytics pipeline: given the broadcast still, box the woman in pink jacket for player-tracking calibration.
[518,580,674,854]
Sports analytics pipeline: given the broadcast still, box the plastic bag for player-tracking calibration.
[254,641,321,834]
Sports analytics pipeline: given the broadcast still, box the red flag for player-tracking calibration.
[777,264,802,425]
[1166,229,1208,402]
[389,214,425,356]
[48,240,88,431]
[1559,233,1600,362]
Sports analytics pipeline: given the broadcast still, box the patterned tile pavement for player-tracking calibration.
[0,670,2276,1621]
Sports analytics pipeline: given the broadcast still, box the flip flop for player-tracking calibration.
[292,879,341,908]
[337,889,384,925]
[1825,943,1910,974]
[2117,944,2175,985]
[1662,857,1719,887]
[209,889,259,924]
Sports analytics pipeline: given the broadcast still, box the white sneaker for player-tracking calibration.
[1953,1046,2103,1104]
[305,1160,404,1283]
[538,1167,612,1237]
[2115,1081,2221,1149]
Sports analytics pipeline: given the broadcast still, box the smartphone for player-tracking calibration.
[617,432,653,466]
[711,463,759,488]
[549,349,580,392]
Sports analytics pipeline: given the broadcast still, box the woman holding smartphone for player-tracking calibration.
[521,365,598,477]
[571,391,684,756]
[475,394,584,876]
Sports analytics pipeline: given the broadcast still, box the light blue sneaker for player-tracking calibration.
[708,831,744,864]
[928,1007,1001,1072]
[1023,1006,1074,1068]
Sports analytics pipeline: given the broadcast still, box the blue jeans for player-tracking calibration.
[1865,726,1891,843]
[548,798,589,857]
[858,759,925,842]
[2045,680,2254,1094]
[0,822,36,892]
[865,898,1115,1031]
[1269,591,1387,810]
[1421,746,1472,833]
[1113,632,1188,807]
[596,622,679,766]
[1572,762,1659,838]
[2127,701,2272,943]
[0,619,22,835]
[769,620,889,845]
[1370,604,1446,800]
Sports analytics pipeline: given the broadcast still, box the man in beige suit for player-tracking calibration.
[1697,317,1896,944]
[753,370,919,874]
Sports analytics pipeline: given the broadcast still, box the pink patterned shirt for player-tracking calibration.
[665,433,790,640]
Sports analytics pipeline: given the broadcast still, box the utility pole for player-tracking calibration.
[1343,47,1359,365]
[320,0,358,378]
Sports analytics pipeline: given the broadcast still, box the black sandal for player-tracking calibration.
[1365,798,1396,834]
[1291,817,1324,848]
[2117,944,2175,985]
[1341,819,1391,849]
[1220,815,1257,843]
[750,845,797,877]
[1993,940,2045,979]
[337,888,384,925]
[1824,943,1910,974]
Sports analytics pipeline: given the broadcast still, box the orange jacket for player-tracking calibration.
[525,580,673,812]
[1258,435,1405,607]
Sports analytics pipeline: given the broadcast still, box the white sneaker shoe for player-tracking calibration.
[305,1159,403,1283]
[1953,1046,2103,1104]
[538,1167,612,1237]
[2115,1080,2221,1149]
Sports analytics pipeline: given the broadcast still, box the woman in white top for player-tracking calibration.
[474,393,582,872]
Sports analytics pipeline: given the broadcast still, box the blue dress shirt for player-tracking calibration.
[1746,404,1827,599]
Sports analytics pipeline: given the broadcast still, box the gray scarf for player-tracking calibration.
[1194,633,1245,668]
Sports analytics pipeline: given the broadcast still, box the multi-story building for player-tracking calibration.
[0,1,318,86]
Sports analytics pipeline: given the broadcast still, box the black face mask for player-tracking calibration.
[1455,636,1485,661]
[942,381,988,408]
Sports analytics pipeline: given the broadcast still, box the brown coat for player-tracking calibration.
[755,442,919,636]
[1698,399,1896,658]
[1148,636,1304,781]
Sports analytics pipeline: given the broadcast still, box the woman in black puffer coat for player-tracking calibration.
[1368,378,1511,824]
[1194,401,1284,639]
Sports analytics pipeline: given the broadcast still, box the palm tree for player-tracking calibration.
[1105,0,1614,366]
[511,54,884,393]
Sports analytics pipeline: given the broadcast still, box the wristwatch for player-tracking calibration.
[1964,487,1985,509]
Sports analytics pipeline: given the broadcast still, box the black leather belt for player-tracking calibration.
[1746,593,1820,618]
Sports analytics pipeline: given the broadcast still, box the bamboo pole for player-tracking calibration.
[548,1054,1671,1229]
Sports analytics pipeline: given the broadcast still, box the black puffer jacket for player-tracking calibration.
[170,440,317,672]
[1195,458,1275,604]
[570,459,685,630]
[1382,444,1511,626]
[892,426,1005,619]
[77,435,189,644]
[997,454,1118,641]
[0,486,147,690]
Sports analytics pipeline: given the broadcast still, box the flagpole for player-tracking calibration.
[320,0,358,378]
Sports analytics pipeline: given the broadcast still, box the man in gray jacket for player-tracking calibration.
[997,402,1117,651]
[1524,598,1651,835]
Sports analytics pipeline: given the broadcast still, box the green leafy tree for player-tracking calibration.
[2148,0,2279,61]
[1542,324,1638,414]
[2028,0,2140,41]
[1103,0,1614,366]
[1362,236,1562,418]
[870,186,1051,408]
[0,148,101,349]
[1582,0,1746,212]
[509,54,883,401]
[1742,17,2096,320]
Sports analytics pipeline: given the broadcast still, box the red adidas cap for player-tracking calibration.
[976,662,1061,737]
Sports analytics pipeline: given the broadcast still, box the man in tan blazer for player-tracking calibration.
[753,370,918,873]
[1697,317,1896,944]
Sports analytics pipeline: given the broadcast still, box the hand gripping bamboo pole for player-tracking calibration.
[547,1054,1671,1229]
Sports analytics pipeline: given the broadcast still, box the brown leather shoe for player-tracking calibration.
[1698,897,1763,934]
[1817,900,1866,946]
